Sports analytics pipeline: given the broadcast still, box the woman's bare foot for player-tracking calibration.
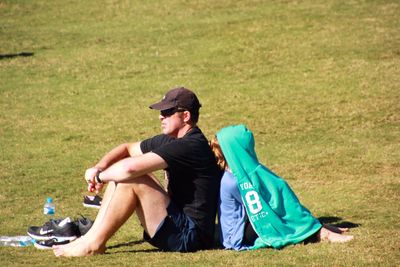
[318,226,354,243]
[323,224,349,234]
[53,236,106,257]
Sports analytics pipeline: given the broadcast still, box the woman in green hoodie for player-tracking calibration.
[211,124,353,250]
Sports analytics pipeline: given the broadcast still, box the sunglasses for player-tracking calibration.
[160,108,186,117]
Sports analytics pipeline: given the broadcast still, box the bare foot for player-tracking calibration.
[323,224,349,234]
[53,237,106,257]
[318,226,354,243]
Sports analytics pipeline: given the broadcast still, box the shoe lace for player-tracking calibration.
[42,219,59,230]
[77,214,87,223]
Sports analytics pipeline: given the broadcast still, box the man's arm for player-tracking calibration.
[85,142,144,193]
[97,152,167,183]
[94,142,143,171]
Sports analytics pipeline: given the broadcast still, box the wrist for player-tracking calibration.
[95,170,104,184]
[94,165,104,172]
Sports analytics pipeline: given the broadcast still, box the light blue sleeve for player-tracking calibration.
[218,171,251,250]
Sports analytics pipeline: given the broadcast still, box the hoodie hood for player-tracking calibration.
[217,124,260,180]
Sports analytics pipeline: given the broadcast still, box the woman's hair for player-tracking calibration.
[209,136,227,170]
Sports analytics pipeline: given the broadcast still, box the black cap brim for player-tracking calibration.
[149,101,176,111]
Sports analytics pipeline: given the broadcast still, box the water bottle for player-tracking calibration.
[43,197,55,217]
[0,236,34,247]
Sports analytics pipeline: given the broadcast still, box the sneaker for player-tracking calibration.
[34,238,70,250]
[27,217,79,241]
[27,218,62,240]
[75,215,94,236]
[83,195,102,209]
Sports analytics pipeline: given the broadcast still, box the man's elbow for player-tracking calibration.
[122,158,143,176]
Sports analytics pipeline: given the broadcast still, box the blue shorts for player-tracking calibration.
[143,201,203,252]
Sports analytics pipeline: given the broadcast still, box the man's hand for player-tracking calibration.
[85,167,103,193]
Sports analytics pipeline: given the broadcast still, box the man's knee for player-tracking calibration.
[130,175,166,196]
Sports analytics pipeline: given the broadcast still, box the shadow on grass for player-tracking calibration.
[105,248,160,254]
[104,217,359,254]
[107,239,145,249]
[0,52,34,60]
[318,216,361,229]
[105,239,160,254]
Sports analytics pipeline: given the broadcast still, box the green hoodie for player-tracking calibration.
[217,124,322,249]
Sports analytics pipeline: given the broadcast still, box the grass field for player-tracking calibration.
[1,0,399,266]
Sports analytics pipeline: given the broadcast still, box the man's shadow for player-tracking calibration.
[0,52,34,60]
[318,216,360,229]
[105,239,160,254]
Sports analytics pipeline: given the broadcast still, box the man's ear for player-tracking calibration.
[183,110,191,123]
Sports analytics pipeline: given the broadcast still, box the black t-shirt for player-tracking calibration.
[140,127,223,246]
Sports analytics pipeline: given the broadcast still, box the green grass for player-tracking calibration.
[1,0,399,266]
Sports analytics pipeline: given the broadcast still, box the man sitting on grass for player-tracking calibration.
[53,87,223,256]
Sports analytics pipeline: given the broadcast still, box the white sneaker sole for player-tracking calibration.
[83,203,101,209]
[34,240,70,250]
[28,232,77,241]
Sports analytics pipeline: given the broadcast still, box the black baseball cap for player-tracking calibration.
[149,87,202,111]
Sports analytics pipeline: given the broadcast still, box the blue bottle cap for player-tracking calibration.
[47,197,53,203]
